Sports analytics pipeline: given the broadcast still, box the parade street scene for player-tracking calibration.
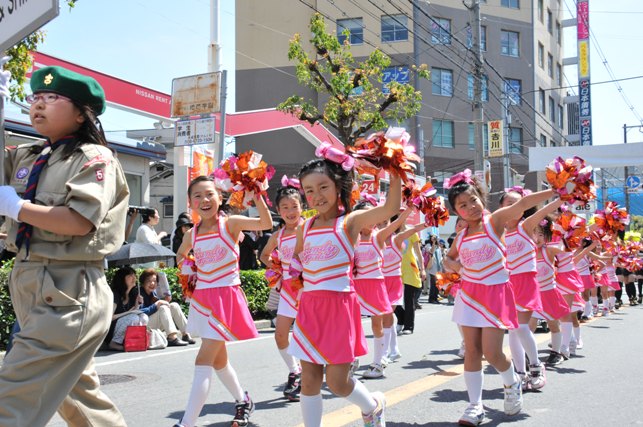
[0,1,641,427]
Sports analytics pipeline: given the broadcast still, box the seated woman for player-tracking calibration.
[138,268,196,346]
[107,266,148,351]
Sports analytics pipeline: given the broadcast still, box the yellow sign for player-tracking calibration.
[578,40,589,78]
[487,120,504,158]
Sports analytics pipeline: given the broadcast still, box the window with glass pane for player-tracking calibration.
[381,15,408,42]
[431,18,451,45]
[558,105,564,129]
[538,43,544,68]
[549,97,555,121]
[538,0,544,22]
[432,68,453,96]
[467,74,488,101]
[547,54,553,77]
[556,22,562,44]
[505,78,522,105]
[501,0,519,8]
[432,120,454,148]
[501,31,519,57]
[556,63,562,85]
[539,89,546,114]
[466,25,486,51]
[468,123,488,151]
[547,10,553,33]
[509,127,522,153]
[540,134,547,147]
[337,18,364,45]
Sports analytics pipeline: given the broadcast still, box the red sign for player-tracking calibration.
[360,179,378,195]
[30,52,172,117]
[577,1,589,40]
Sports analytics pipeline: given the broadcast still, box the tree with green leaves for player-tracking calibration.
[278,13,429,146]
[3,0,77,101]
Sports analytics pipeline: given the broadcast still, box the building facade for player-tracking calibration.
[236,0,567,197]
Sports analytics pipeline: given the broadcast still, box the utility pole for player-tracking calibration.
[624,124,630,215]
[501,91,511,188]
[413,2,425,176]
[468,0,485,174]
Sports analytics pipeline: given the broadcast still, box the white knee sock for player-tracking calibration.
[180,365,214,427]
[609,296,616,308]
[590,296,598,308]
[345,378,377,414]
[388,326,400,355]
[516,324,539,366]
[279,348,301,374]
[508,330,526,373]
[551,331,562,352]
[560,322,573,350]
[215,363,245,402]
[584,300,592,317]
[498,362,517,387]
[382,328,392,357]
[300,394,323,427]
[573,326,581,342]
[373,336,385,365]
[464,370,484,405]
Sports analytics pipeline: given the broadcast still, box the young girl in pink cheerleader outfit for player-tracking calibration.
[443,170,556,426]
[289,157,401,427]
[575,239,599,321]
[500,189,562,390]
[591,249,621,315]
[174,176,272,427]
[530,217,572,367]
[259,177,305,402]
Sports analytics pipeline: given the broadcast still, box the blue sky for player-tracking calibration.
[31,0,643,148]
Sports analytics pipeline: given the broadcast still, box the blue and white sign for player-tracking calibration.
[383,66,410,94]
[626,175,641,192]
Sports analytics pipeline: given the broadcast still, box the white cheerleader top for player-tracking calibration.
[193,217,240,289]
[354,233,384,279]
[277,227,297,280]
[536,247,557,291]
[505,222,537,275]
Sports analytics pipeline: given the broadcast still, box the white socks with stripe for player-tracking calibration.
[346,378,377,414]
[464,370,484,405]
[279,348,301,374]
[215,363,245,402]
[180,365,214,427]
[300,394,323,426]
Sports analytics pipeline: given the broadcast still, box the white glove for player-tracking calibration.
[0,186,27,221]
[0,56,11,98]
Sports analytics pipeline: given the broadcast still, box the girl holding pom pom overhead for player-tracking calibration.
[259,175,305,403]
[290,142,402,427]
[174,173,272,427]
[443,169,556,426]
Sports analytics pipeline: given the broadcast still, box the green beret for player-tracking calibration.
[30,66,106,115]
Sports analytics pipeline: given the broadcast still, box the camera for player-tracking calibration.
[128,206,156,216]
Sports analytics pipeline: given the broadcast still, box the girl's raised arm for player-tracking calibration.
[346,173,401,241]
[491,189,556,237]
[376,208,412,248]
[522,199,564,235]
[573,240,598,263]
[228,194,273,238]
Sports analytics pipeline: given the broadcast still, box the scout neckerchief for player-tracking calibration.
[15,136,74,255]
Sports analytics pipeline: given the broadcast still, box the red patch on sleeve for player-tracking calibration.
[82,155,111,170]
[95,169,105,181]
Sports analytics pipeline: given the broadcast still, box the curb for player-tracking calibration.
[254,319,273,330]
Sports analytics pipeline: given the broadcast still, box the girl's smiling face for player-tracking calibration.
[301,172,338,215]
[142,274,157,294]
[278,195,302,227]
[189,180,221,219]
[454,189,484,223]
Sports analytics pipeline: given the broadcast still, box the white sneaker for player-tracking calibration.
[602,307,610,317]
[560,346,571,360]
[576,338,584,349]
[458,403,485,426]
[395,324,403,335]
[503,376,523,416]
[362,363,385,379]
[457,342,466,359]
[387,351,402,362]
[528,363,546,390]
[362,391,386,427]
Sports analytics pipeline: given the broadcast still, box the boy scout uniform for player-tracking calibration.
[0,67,129,427]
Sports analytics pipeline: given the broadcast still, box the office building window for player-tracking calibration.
[509,127,523,153]
[501,30,520,57]
[539,89,546,114]
[556,63,562,86]
[548,53,553,78]
[466,25,487,51]
[431,68,453,96]
[556,22,562,44]
[547,9,553,34]
[381,15,408,42]
[505,78,522,105]
[431,17,451,45]
[538,0,544,22]
[540,134,547,147]
[432,120,454,148]
[558,104,564,129]
[549,96,555,122]
[501,0,519,8]
[538,42,544,68]
[337,18,364,45]
[468,123,489,151]
[467,74,488,101]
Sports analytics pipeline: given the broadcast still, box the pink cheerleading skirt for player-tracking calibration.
[509,272,543,312]
[578,274,596,291]
[187,285,259,341]
[556,270,583,295]
[384,276,404,306]
[353,278,392,316]
[533,287,571,321]
[289,290,368,365]
[571,292,585,312]
[277,278,301,319]
[452,280,518,329]
[603,276,621,291]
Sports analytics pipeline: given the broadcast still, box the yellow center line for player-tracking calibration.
[295,315,600,427]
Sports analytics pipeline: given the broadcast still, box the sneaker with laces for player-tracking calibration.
[503,376,523,415]
[349,359,360,377]
[516,372,529,391]
[362,363,385,379]
[283,372,301,402]
[545,351,564,366]
[458,403,485,426]
[528,363,546,390]
[387,351,402,362]
[362,391,386,427]
[231,392,254,427]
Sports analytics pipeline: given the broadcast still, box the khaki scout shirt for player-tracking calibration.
[3,140,130,261]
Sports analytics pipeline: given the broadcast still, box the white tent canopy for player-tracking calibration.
[528,142,643,171]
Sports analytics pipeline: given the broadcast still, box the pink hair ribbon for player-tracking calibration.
[504,185,532,196]
[443,169,473,190]
[281,175,301,189]
[315,141,355,171]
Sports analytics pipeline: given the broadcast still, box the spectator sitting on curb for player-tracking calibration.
[106,266,148,351]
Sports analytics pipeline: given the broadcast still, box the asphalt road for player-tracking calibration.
[39,296,643,426]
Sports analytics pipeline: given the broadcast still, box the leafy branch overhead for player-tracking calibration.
[278,13,429,146]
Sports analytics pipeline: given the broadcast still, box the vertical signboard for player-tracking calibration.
[577,0,592,146]
[487,120,504,158]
